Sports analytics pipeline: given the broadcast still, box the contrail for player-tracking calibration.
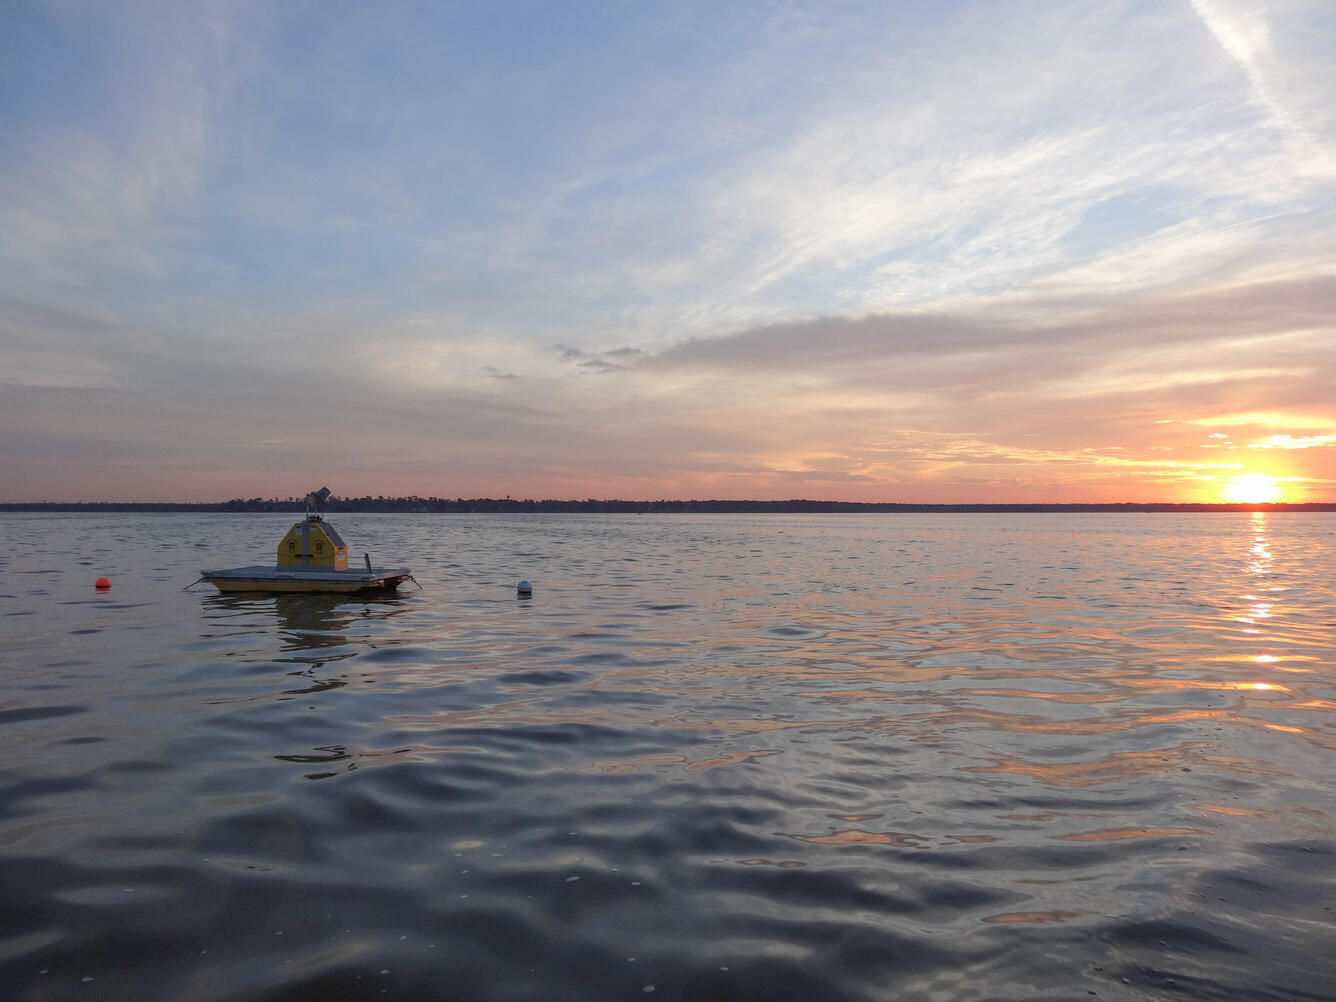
[1189,0,1312,147]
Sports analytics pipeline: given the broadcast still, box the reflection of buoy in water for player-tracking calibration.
[517,580,533,597]
[95,577,111,590]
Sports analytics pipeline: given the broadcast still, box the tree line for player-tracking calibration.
[3,497,1332,513]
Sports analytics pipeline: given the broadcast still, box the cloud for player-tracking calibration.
[1190,0,1336,169]
[0,3,243,299]
[548,344,647,372]
[1248,435,1336,450]
[2,1,1335,502]
[649,314,996,371]
[1192,411,1336,429]
[5,258,1332,502]
[642,274,1336,400]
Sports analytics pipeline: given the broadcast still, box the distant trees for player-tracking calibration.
[4,497,1333,514]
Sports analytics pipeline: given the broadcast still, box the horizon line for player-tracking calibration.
[2,498,1333,513]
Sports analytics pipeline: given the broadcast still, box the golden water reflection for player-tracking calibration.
[187,514,1335,880]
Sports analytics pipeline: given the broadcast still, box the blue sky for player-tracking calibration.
[2,0,1334,502]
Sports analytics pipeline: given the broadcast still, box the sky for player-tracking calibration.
[2,0,1334,504]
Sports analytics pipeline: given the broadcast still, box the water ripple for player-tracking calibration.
[2,512,1335,999]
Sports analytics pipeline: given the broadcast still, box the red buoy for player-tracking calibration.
[95,577,111,590]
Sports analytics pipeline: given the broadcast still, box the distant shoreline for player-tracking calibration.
[2,499,1333,514]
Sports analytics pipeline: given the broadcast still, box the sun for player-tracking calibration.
[1224,474,1282,504]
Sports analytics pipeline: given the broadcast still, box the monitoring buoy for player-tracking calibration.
[95,577,111,590]
[195,488,412,594]
[517,580,533,596]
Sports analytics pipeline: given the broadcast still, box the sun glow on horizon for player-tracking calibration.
[1223,473,1283,504]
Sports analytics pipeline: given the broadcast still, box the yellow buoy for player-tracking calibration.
[276,518,348,569]
[195,487,413,594]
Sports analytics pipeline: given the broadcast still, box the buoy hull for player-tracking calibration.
[200,565,412,595]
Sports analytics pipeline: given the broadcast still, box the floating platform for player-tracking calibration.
[194,487,414,596]
[200,565,412,595]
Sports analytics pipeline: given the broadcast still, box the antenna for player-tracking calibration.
[305,487,333,520]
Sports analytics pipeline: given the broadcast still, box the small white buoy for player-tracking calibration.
[517,580,533,596]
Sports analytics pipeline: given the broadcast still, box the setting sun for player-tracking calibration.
[1224,474,1283,504]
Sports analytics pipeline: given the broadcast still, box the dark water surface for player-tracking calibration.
[2,512,1334,1001]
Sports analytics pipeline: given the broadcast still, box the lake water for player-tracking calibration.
[1,512,1334,1001]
